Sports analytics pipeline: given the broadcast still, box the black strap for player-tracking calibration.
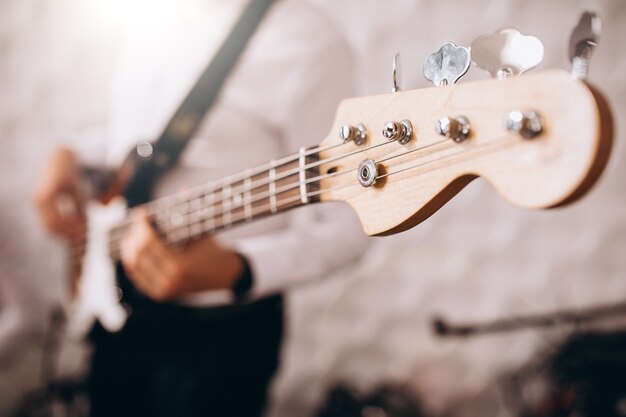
[122,0,275,207]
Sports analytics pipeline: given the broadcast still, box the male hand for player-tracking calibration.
[34,148,87,243]
[34,148,92,296]
[120,210,244,302]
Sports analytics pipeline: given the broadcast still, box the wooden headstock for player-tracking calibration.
[317,70,613,236]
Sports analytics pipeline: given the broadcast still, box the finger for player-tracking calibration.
[137,243,187,301]
[36,195,67,235]
[69,176,87,222]
[132,208,158,239]
[123,209,181,300]
[119,234,155,298]
[57,193,87,239]
[35,150,86,236]
[132,209,183,278]
[35,168,86,236]
[127,247,177,302]
[135,249,165,287]
[125,264,156,299]
[36,193,86,239]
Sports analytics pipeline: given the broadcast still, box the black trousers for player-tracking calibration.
[88,268,283,417]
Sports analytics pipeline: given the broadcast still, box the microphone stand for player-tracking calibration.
[432,301,626,338]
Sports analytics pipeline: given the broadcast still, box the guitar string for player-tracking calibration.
[115,134,512,253]
[101,138,455,252]
[169,136,509,235]
[90,137,399,247]
[68,139,351,253]
[120,140,345,219]
[106,185,354,259]
[96,135,513,259]
[142,138,398,216]
[125,165,360,244]
[70,137,451,255]
[73,136,503,258]
[169,137,453,216]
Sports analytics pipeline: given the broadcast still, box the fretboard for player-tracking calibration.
[108,147,321,260]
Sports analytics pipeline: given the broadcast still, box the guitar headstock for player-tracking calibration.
[316,15,613,237]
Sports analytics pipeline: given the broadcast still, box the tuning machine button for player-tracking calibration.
[382,120,413,144]
[340,123,367,145]
[423,42,471,87]
[506,110,542,139]
[436,116,470,142]
[471,29,544,79]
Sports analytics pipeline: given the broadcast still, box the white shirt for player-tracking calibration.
[76,0,369,307]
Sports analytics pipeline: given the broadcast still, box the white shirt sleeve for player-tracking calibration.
[68,1,369,308]
[231,4,370,299]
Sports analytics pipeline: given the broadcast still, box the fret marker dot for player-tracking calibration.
[169,212,184,227]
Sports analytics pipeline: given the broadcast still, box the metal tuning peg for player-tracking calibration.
[471,29,544,79]
[506,110,543,139]
[340,123,367,145]
[392,53,402,92]
[436,116,470,143]
[423,42,470,87]
[569,11,601,80]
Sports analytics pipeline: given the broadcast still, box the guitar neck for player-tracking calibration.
[108,146,324,260]
[105,71,612,259]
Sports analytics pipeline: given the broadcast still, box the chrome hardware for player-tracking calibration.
[136,140,154,159]
[471,29,544,79]
[357,158,378,188]
[392,53,402,92]
[569,12,601,80]
[339,125,352,142]
[340,123,367,145]
[382,120,413,145]
[506,110,542,139]
[423,42,470,86]
[436,116,470,142]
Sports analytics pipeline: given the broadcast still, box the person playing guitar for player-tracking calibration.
[34,1,367,416]
[33,0,613,414]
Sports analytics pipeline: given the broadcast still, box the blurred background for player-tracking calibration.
[0,0,624,416]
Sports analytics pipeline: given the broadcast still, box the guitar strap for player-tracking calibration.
[121,0,275,207]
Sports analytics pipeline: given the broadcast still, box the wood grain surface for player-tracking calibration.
[318,70,613,236]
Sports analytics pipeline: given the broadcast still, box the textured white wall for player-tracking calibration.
[0,1,624,416]
[0,1,119,412]
[272,1,626,416]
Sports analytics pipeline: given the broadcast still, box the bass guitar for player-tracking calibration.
[71,18,613,332]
